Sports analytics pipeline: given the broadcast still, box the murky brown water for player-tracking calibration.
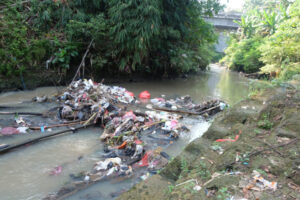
[0,64,249,200]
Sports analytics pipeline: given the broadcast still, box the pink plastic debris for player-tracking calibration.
[135,140,143,145]
[157,98,165,101]
[0,127,20,135]
[50,166,63,176]
[123,111,136,121]
[170,120,178,129]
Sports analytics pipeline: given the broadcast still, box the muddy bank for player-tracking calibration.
[119,84,300,200]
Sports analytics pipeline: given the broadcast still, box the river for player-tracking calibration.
[0,64,249,200]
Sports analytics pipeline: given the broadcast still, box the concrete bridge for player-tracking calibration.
[204,12,241,53]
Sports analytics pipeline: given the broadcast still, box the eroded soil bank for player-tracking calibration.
[119,83,300,200]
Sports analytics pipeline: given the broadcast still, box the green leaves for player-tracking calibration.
[108,0,161,71]
[221,37,264,73]
[1,0,222,78]
[223,0,299,79]
[52,44,79,69]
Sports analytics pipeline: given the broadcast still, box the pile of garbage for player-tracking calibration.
[57,79,226,149]
[43,79,227,199]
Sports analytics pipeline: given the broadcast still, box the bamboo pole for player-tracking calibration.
[71,39,94,82]
[29,120,87,130]
[0,111,43,116]
[153,105,220,115]
[0,124,95,155]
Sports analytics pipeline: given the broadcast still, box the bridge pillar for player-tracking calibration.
[204,13,241,53]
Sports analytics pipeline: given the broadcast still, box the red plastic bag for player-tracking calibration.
[137,152,149,167]
[216,130,242,142]
[216,135,239,142]
[139,91,151,99]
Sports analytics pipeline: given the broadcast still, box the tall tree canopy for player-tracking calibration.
[0,0,223,79]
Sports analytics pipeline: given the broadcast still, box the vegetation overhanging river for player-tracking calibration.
[0,64,250,200]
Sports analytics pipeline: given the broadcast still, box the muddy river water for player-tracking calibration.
[0,64,249,200]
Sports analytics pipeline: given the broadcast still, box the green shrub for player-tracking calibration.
[260,1,300,80]
[258,113,273,130]
[221,37,264,73]
[222,0,299,80]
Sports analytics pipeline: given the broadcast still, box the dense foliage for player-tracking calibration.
[0,0,223,80]
[221,37,264,73]
[221,0,300,80]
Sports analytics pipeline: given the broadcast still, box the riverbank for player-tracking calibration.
[0,71,60,93]
[118,81,300,200]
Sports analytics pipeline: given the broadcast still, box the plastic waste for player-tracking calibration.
[135,140,143,145]
[95,157,122,171]
[17,127,28,134]
[160,151,170,160]
[140,173,150,180]
[252,170,277,191]
[139,91,151,99]
[125,91,135,97]
[244,170,278,192]
[61,105,73,118]
[136,116,145,122]
[132,145,143,158]
[216,135,239,142]
[106,166,117,176]
[150,98,159,104]
[171,105,177,110]
[211,145,224,154]
[15,117,26,125]
[117,141,127,149]
[220,102,227,110]
[150,98,165,106]
[84,175,90,182]
[137,152,149,167]
[193,185,202,191]
[49,78,228,191]
[0,144,9,150]
[50,166,63,176]
[216,130,242,142]
[162,120,178,131]
[122,111,136,121]
[33,95,48,103]
[0,127,19,135]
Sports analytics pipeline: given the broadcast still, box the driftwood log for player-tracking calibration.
[153,105,221,116]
